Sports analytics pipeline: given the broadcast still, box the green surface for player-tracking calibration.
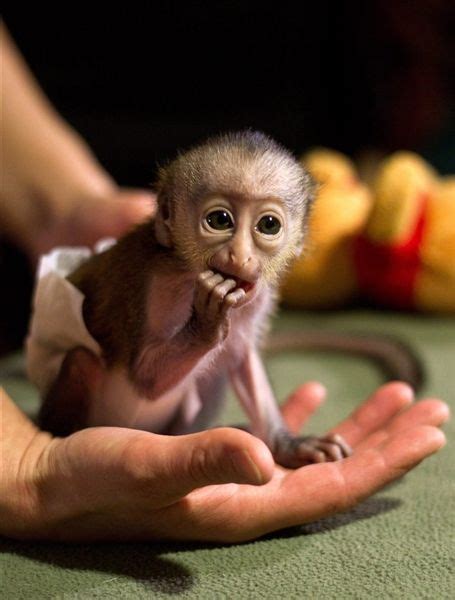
[1,309,454,599]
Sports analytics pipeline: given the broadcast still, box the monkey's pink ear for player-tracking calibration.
[154,202,173,247]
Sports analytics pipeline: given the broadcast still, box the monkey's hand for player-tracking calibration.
[272,431,352,469]
[191,270,246,344]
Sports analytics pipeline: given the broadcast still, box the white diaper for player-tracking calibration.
[26,238,203,432]
[26,239,115,395]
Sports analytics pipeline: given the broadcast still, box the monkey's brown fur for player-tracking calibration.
[39,131,353,468]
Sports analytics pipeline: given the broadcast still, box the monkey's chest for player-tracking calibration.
[93,280,270,433]
[91,320,250,433]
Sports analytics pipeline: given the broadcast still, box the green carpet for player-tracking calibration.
[1,309,454,599]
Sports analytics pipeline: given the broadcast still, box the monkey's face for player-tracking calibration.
[172,192,302,302]
[156,132,314,300]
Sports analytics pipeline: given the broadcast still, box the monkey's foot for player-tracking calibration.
[273,432,352,469]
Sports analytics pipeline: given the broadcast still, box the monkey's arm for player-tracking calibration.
[132,327,213,399]
[229,346,351,468]
[133,270,245,399]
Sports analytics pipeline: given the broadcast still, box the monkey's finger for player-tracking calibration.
[322,433,352,458]
[199,270,215,281]
[194,272,223,313]
[205,273,225,287]
[354,398,450,452]
[207,279,237,320]
[310,440,344,462]
[159,427,275,500]
[281,382,326,434]
[194,271,214,313]
[223,288,246,310]
[329,382,414,448]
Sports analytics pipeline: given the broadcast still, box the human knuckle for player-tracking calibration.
[121,442,153,485]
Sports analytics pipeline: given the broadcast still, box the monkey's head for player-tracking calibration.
[154,131,315,298]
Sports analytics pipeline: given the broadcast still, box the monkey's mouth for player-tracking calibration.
[234,278,255,294]
[216,271,256,294]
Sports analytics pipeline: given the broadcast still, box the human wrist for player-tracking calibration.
[0,114,117,245]
[30,118,117,219]
[0,24,118,249]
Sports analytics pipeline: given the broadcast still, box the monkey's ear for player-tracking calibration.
[294,174,318,256]
[154,166,174,247]
[305,173,318,211]
[154,198,173,247]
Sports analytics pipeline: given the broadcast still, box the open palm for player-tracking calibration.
[32,382,447,543]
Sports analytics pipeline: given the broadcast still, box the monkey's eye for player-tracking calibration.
[205,210,234,231]
[256,215,282,236]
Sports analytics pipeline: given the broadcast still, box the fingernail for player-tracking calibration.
[229,448,267,485]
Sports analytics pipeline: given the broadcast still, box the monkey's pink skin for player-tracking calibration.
[37,132,429,470]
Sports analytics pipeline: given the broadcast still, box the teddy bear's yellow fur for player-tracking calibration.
[281,149,455,313]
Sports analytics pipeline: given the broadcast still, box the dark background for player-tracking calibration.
[4,1,455,184]
[1,1,454,352]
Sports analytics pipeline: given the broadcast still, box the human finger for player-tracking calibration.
[138,427,275,504]
[281,382,326,434]
[103,190,156,231]
[329,382,414,447]
[355,398,450,452]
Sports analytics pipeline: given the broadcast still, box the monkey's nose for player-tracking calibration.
[229,250,251,267]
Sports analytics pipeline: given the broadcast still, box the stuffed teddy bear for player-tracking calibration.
[281,149,455,313]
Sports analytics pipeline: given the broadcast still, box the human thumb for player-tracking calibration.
[160,427,275,500]
[113,189,156,224]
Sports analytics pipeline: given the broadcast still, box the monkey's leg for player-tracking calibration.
[230,346,352,469]
[193,372,228,432]
[38,347,104,437]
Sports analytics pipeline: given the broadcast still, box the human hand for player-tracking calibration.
[0,24,156,261]
[28,188,156,261]
[1,382,447,543]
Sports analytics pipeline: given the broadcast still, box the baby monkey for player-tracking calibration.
[38,131,351,468]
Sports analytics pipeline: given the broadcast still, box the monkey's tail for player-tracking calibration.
[266,330,425,392]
